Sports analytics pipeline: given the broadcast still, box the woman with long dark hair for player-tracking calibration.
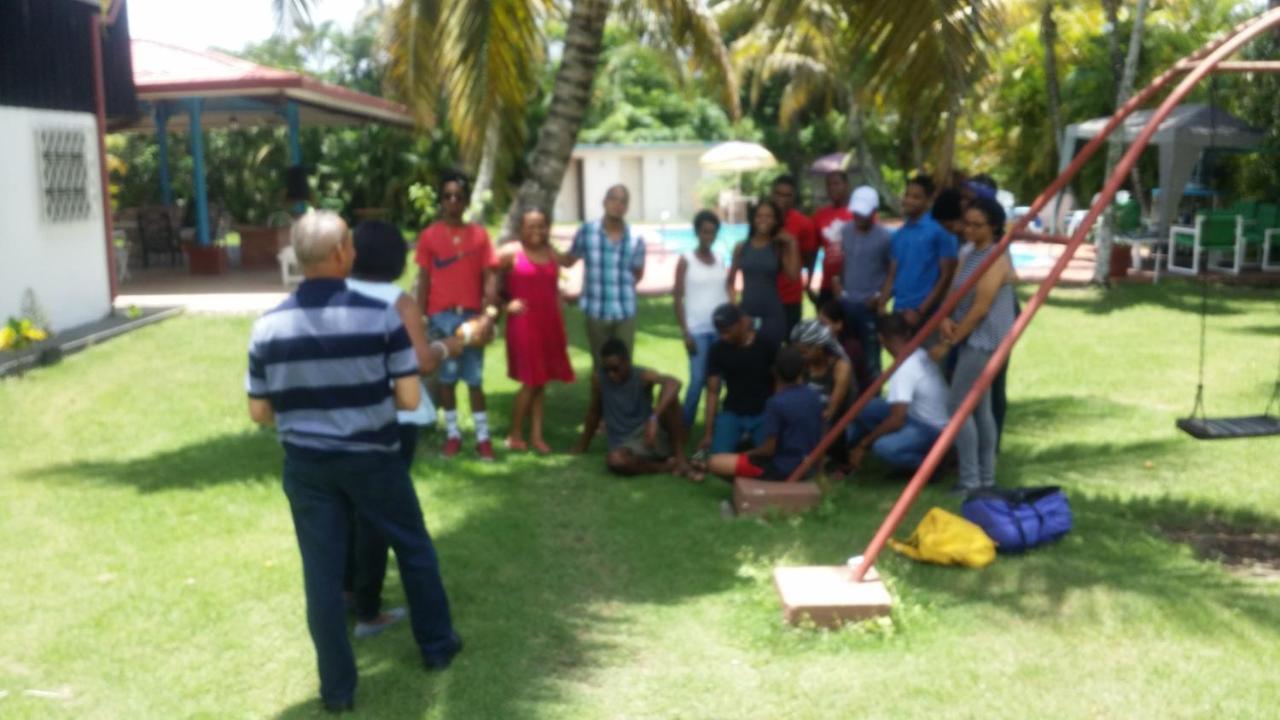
[727,199,799,347]
[930,196,1017,493]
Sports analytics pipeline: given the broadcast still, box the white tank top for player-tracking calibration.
[345,278,435,426]
[681,251,729,335]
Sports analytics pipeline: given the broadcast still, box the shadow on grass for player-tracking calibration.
[1038,279,1271,317]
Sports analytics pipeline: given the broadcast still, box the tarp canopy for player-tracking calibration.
[1058,103,1264,233]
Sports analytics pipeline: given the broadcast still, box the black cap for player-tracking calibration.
[712,303,743,332]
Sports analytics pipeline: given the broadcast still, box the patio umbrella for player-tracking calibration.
[809,152,849,175]
[699,141,778,173]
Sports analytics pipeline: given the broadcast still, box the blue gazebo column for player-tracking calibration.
[185,98,210,246]
[154,104,173,206]
[285,100,306,214]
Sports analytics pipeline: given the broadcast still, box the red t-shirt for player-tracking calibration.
[777,208,817,304]
[414,222,495,315]
[812,205,853,291]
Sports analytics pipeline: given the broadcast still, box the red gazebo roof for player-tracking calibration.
[119,39,413,130]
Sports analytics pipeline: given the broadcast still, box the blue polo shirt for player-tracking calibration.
[246,278,418,455]
[890,214,957,312]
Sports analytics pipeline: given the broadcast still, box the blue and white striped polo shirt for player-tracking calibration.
[246,278,418,454]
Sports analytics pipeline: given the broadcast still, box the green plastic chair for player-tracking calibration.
[1168,214,1245,275]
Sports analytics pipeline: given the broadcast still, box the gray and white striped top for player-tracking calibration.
[950,245,1017,352]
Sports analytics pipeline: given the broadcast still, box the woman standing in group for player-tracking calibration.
[673,210,730,428]
[728,199,799,347]
[498,208,575,454]
[930,196,1017,493]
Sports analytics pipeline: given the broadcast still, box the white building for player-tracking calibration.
[554,141,715,224]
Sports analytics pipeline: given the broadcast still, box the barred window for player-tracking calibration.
[37,128,91,223]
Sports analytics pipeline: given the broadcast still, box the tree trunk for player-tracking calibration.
[933,88,961,188]
[1093,0,1150,285]
[848,98,901,214]
[501,0,611,240]
[470,112,500,226]
[1040,1,1063,155]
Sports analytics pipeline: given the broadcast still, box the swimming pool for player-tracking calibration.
[655,224,1049,272]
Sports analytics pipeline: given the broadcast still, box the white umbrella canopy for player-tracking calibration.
[699,141,778,173]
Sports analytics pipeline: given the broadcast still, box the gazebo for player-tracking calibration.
[114,39,414,270]
[1058,103,1264,234]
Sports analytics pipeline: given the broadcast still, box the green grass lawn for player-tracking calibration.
[2,281,1278,719]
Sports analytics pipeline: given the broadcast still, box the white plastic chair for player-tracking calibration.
[277,245,304,286]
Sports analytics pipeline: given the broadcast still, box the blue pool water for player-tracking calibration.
[656,224,1047,271]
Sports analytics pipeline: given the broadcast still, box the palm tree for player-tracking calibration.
[730,0,998,201]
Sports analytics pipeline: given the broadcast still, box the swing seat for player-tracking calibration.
[1177,415,1280,440]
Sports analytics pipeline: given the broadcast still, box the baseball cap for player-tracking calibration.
[712,303,743,332]
[849,186,879,217]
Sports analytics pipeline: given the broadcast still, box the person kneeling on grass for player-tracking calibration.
[572,338,699,479]
[697,346,824,482]
[847,312,950,473]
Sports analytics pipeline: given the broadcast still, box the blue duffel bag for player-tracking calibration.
[961,486,1072,553]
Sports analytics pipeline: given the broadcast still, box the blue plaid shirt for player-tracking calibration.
[570,219,646,321]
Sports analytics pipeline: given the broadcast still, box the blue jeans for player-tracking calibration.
[848,397,941,470]
[283,445,459,705]
[841,299,882,378]
[428,309,484,387]
[712,411,766,453]
[682,332,717,428]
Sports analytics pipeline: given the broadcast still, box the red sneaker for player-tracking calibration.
[476,439,496,461]
[442,436,462,458]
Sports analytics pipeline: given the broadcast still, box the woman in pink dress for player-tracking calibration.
[497,208,575,453]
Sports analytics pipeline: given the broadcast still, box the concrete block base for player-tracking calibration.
[773,565,893,627]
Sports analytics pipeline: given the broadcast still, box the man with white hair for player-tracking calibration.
[246,211,462,713]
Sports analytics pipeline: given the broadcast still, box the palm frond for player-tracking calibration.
[637,0,741,118]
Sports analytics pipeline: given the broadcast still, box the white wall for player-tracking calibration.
[0,107,111,333]
[642,154,679,222]
[581,154,621,222]
[554,159,581,224]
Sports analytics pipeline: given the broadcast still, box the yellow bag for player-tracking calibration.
[889,507,996,568]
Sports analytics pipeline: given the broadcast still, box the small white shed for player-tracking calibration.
[554,141,715,224]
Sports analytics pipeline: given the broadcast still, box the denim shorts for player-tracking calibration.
[428,309,485,387]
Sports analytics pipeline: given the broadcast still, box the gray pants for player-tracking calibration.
[950,345,998,490]
[585,316,636,368]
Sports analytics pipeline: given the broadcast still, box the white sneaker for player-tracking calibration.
[354,607,407,639]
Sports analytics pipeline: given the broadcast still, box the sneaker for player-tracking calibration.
[476,439,495,461]
[354,607,407,639]
[442,436,462,458]
[424,634,464,671]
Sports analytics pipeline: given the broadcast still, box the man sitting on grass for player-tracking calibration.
[847,313,950,473]
[697,346,824,482]
[246,211,462,714]
[573,338,698,479]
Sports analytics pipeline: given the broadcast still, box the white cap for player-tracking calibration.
[848,185,879,217]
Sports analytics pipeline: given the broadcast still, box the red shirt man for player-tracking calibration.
[811,171,854,305]
[769,177,817,338]
[415,222,495,315]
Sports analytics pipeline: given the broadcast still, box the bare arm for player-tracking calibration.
[701,374,721,447]
[393,375,420,410]
[878,260,897,314]
[396,294,462,375]
[824,359,853,422]
[778,233,801,281]
[726,243,743,303]
[641,368,682,419]
[248,397,274,426]
[921,258,958,317]
[482,266,500,310]
[574,374,604,452]
[673,256,691,344]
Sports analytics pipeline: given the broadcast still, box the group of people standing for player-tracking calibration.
[244,166,1019,711]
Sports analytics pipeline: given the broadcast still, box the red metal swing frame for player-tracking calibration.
[777,8,1280,584]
